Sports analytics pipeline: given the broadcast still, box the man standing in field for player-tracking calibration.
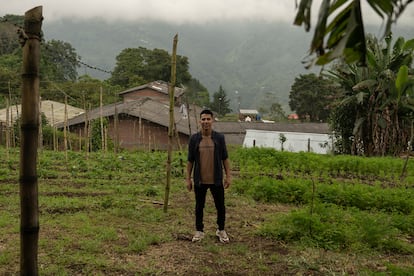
[186,109,231,243]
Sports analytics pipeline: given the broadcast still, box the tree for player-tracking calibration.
[183,78,210,107]
[210,85,231,116]
[268,102,287,121]
[0,37,80,102]
[0,54,21,100]
[41,75,121,108]
[110,46,192,88]
[41,39,80,82]
[289,73,336,122]
[0,15,23,55]
[327,34,414,156]
[257,91,287,121]
[294,0,413,67]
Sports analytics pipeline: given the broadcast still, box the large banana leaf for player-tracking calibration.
[294,0,413,66]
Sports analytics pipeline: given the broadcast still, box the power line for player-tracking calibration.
[0,18,24,29]
[2,19,112,75]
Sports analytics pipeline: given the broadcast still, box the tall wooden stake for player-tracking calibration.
[100,86,104,152]
[19,6,42,275]
[51,104,56,151]
[164,34,178,213]
[64,95,68,162]
[84,102,90,160]
[38,100,43,151]
[114,105,119,154]
[5,98,10,161]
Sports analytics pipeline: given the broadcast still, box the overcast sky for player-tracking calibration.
[2,0,414,27]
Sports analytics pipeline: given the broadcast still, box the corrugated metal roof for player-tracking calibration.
[239,109,259,114]
[213,121,330,134]
[0,100,84,126]
[57,98,203,136]
[118,80,185,98]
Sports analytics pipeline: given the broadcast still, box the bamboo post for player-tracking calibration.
[114,105,119,154]
[100,86,104,152]
[51,104,56,151]
[64,95,68,162]
[11,106,15,148]
[6,98,10,151]
[38,100,42,150]
[104,126,108,152]
[164,34,178,213]
[19,6,42,275]
[7,81,11,148]
[174,122,182,151]
[84,103,90,160]
[193,102,199,132]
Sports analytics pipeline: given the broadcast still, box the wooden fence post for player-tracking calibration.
[164,34,178,213]
[19,6,42,275]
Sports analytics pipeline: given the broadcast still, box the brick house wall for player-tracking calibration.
[69,114,190,151]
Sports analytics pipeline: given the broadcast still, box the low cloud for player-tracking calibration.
[3,0,413,27]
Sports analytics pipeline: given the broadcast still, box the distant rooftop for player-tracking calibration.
[118,80,185,97]
[0,100,84,126]
[239,109,259,114]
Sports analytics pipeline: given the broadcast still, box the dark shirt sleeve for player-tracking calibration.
[220,133,229,161]
[187,134,196,162]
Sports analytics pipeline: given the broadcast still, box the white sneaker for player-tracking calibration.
[216,229,229,243]
[192,231,204,242]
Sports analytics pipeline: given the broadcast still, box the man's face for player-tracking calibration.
[200,113,213,132]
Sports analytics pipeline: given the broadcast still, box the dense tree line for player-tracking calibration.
[0,14,211,110]
[294,1,414,156]
[289,73,336,122]
[327,34,414,156]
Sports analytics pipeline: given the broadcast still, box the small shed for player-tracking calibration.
[238,109,260,122]
[243,129,333,154]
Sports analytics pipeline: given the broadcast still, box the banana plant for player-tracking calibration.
[326,34,414,156]
[294,0,413,67]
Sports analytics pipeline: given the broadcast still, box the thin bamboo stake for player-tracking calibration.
[114,105,119,154]
[51,104,56,151]
[164,34,178,213]
[100,86,104,152]
[38,100,42,151]
[84,103,90,160]
[5,98,10,160]
[139,111,142,141]
[104,126,108,152]
[6,98,10,151]
[133,120,137,148]
[174,122,182,151]
[19,6,42,275]
[9,84,15,148]
[64,95,68,162]
[193,102,199,132]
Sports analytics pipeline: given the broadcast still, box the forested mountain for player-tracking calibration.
[42,19,412,111]
[42,19,316,111]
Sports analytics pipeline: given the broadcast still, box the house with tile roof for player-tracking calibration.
[53,80,331,151]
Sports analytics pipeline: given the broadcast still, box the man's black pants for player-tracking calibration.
[194,184,225,232]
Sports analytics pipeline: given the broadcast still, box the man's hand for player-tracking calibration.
[186,178,193,192]
[224,176,231,189]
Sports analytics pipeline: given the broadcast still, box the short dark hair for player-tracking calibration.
[200,109,214,118]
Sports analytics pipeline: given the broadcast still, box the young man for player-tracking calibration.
[186,109,231,243]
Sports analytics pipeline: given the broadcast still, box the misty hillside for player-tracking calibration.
[42,19,412,111]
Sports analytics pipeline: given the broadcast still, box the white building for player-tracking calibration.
[243,129,333,154]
